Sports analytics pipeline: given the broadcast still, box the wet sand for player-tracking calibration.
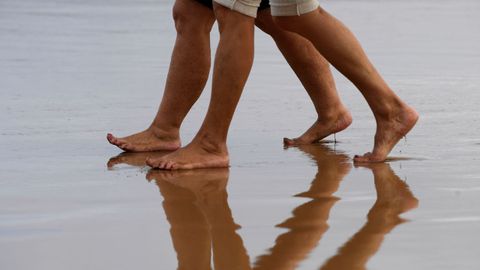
[1,0,480,269]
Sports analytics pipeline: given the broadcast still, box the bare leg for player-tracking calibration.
[147,4,255,170]
[256,9,352,146]
[107,0,215,152]
[274,8,419,162]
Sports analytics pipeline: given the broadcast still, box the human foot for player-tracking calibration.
[354,105,419,163]
[146,141,229,170]
[107,126,181,152]
[284,109,352,146]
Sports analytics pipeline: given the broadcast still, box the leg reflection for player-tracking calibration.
[147,169,250,270]
[319,163,418,270]
[254,144,351,270]
[151,174,212,270]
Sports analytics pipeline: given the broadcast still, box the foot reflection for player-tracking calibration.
[107,151,171,169]
[146,169,250,270]
[254,144,351,270]
[136,145,418,270]
[319,163,418,270]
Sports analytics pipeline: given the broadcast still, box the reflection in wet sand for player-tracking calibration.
[107,151,171,169]
[108,147,418,270]
[319,163,418,270]
[146,169,250,270]
[254,145,351,270]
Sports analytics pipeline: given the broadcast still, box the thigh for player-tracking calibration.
[214,0,263,17]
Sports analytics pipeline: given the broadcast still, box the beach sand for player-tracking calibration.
[1,0,480,269]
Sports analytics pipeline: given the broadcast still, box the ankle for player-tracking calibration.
[193,133,228,155]
[317,106,350,123]
[148,125,179,141]
[372,96,403,117]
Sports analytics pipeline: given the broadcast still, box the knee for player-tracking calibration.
[172,1,214,35]
[212,4,232,30]
[172,2,190,34]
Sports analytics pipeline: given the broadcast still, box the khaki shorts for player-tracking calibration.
[213,0,319,18]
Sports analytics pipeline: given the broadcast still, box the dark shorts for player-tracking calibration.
[195,0,270,10]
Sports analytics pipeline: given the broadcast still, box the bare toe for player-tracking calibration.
[146,158,156,168]
[283,137,295,146]
[159,161,169,170]
[165,161,175,170]
[107,133,117,145]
